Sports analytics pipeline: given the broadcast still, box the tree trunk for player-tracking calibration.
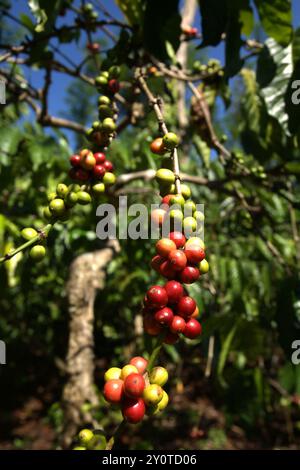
[61,240,119,448]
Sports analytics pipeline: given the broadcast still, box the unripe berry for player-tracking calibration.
[21,227,37,240]
[78,429,94,446]
[120,364,138,380]
[108,65,121,79]
[102,118,116,133]
[98,104,114,119]
[149,367,168,386]
[169,194,185,208]
[162,132,180,150]
[29,245,46,261]
[155,390,169,412]
[104,367,121,382]
[143,384,164,406]
[180,184,191,199]
[103,172,116,186]
[155,168,175,185]
[199,259,209,274]
[92,183,105,195]
[65,191,78,207]
[77,191,92,205]
[56,183,68,198]
[49,198,66,216]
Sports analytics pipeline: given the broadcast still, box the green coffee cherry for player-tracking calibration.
[78,429,94,446]
[162,132,180,150]
[169,194,185,208]
[47,192,56,202]
[184,200,197,215]
[77,191,92,205]
[103,172,116,185]
[73,447,86,450]
[183,217,197,232]
[180,184,191,199]
[95,75,108,88]
[92,183,105,195]
[155,168,175,185]
[68,183,81,193]
[108,65,121,78]
[169,209,183,222]
[49,198,66,216]
[21,227,38,240]
[29,245,46,262]
[199,259,209,274]
[56,183,68,198]
[98,95,111,106]
[43,206,53,221]
[193,210,205,222]
[65,191,78,207]
[98,104,114,119]
[102,118,116,133]
[92,120,101,130]
[86,433,106,450]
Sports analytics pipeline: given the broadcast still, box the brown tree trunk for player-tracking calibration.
[61,240,119,448]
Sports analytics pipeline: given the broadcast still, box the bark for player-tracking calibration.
[61,240,120,448]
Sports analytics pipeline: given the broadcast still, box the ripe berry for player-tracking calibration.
[124,373,145,398]
[170,315,186,333]
[199,259,209,274]
[93,164,106,179]
[129,357,148,375]
[168,250,187,271]
[120,364,138,380]
[108,79,120,94]
[21,227,38,240]
[150,255,164,272]
[177,296,196,318]
[162,132,180,150]
[183,318,202,339]
[146,285,168,308]
[154,307,174,325]
[151,208,167,226]
[164,280,184,304]
[70,168,90,181]
[150,137,166,155]
[70,154,81,167]
[29,245,46,261]
[161,194,173,205]
[149,367,168,387]
[169,231,186,248]
[179,266,200,284]
[143,314,162,336]
[104,367,121,382]
[156,238,177,257]
[122,397,145,424]
[103,160,114,172]
[164,331,179,344]
[94,152,106,164]
[80,152,96,170]
[185,244,205,264]
[143,384,163,406]
[103,379,124,403]
[159,260,177,279]
[191,306,199,318]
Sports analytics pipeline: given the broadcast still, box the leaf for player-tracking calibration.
[254,0,292,47]
[217,322,239,387]
[143,0,181,59]
[240,68,262,133]
[257,38,293,134]
[115,0,145,25]
[198,0,227,46]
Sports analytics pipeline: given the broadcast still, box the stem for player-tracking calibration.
[0,224,53,263]
[147,334,165,372]
[136,69,182,194]
[105,419,126,450]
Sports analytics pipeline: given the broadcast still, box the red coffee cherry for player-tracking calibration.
[179,266,200,284]
[151,255,164,272]
[164,280,184,304]
[168,250,187,271]
[143,314,162,336]
[169,231,186,248]
[108,79,120,94]
[93,164,106,179]
[146,285,168,309]
[159,260,177,279]
[185,244,205,264]
[122,397,145,424]
[94,152,106,164]
[103,160,114,172]
[183,318,202,339]
[156,238,177,257]
[124,373,145,398]
[129,357,148,375]
[177,296,196,318]
[103,379,124,403]
[164,331,179,345]
[154,307,174,325]
[170,315,186,334]
[70,154,81,167]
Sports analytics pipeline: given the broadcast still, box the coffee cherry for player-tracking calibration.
[29,245,46,261]
[98,104,114,119]
[155,390,169,411]
[102,118,116,133]
[43,207,53,221]
[78,429,94,446]
[94,152,106,164]
[169,231,186,248]
[193,210,205,223]
[86,432,107,450]
[70,168,90,182]
[183,216,197,234]
[185,244,205,264]
[170,315,186,333]
[143,314,162,336]
[180,184,191,199]
[177,296,196,318]
[185,237,205,249]
[120,364,138,380]
[77,191,92,205]
[199,259,209,274]
[56,183,68,198]
[149,367,168,386]
[169,209,183,222]
[150,138,166,155]
[95,75,108,88]
[108,65,121,79]
[65,191,78,207]
[164,331,179,344]
[93,164,106,179]
[151,208,167,226]
[155,168,175,185]
[103,379,124,403]
[183,318,202,339]
[161,194,173,205]
[162,132,180,150]
[191,306,199,318]
[49,198,66,216]
[164,280,184,304]
[169,194,185,208]
[98,95,111,106]
[146,285,168,308]
[80,151,96,170]
[150,255,164,272]
[129,356,148,375]
[154,306,174,325]
[103,160,114,172]
[124,373,145,398]
[179,266,200,284]
[103,172,116,186]
[92,183,105,195]
[21,227,38,240]
[184,200,197,214]
[143,384,163,406]
[156,238,177,257]
[168,250,187,271]
[73,446,86,450]
[70,154,81,167]
[122,397,145,424]
[159,260,177,279]
[104,367,122,382]
[108,79,120,94]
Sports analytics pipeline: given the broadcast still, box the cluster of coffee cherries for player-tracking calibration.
[68,149,116,195]
[74,429,107,451]
[192,59,224,79]
[103,357,169,424]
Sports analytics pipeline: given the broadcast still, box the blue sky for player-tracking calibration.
[6,0,300,146]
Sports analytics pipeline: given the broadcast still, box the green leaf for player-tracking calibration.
[254,0,292,47]
[217,322,239,387]
[240,68,262,133]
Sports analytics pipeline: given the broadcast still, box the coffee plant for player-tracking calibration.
[0,0,300,451]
